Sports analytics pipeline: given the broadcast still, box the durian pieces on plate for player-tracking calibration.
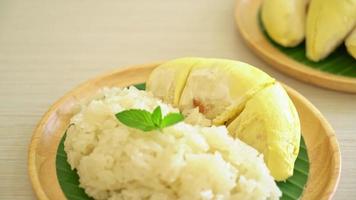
[306,0,356,61]
[261,0,307,47]
[235,0,356,93]
[227,83,301,181]
[147,57,301,181]
[261,0,356,61]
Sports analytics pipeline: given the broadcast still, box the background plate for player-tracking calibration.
[235,0,356,93]
[28,63,340,200]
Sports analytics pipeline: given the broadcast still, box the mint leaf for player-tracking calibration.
[161,113,184,128]
[115,109,156,131]
[151,106,162,127]
[115,106,184,132]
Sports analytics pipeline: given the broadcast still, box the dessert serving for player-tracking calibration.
[63,58,300,199]
[28,58,340,200]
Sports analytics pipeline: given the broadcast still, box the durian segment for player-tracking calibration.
[261,0,307,47]
[179,58,274,124]
[227,83,301,181]
[346,28,356,59]
[306,0,356,61]
[213,80,274,126]
[146,57,200,106]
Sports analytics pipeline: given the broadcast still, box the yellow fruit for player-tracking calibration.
[346,28,356,59]
[261,0,307,47]
[227,83,301,181]
[146,57,200,106]
[147,58,301,181]
[306,0,356,61]
[179,58,274,124]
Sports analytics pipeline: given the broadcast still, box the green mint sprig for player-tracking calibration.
[115,106,184,131]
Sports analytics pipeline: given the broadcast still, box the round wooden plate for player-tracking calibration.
[235,0,356,93]
[28,62,340,200]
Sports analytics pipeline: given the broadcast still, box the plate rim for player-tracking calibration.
[28,62,341,200]
[235,0,356,93]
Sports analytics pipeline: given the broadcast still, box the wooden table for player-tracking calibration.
[0,0,355,199]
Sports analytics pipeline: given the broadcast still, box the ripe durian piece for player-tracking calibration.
[306,0,356,61]
[261,0,307,47]
[179,58,274,125]
[227,83,301,181]
[146,58,200,106]
[346,28,356,59]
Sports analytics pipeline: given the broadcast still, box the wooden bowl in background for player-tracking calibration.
[235,0,356,93]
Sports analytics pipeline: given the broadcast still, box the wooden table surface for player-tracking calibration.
[0,0,355,199]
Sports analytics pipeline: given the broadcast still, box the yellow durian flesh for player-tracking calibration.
[227,83,301,181]
[306,0,356,62]
[147,58,300,181]
[346,28,356,59]
[179,58,274,124]
[261,0,307,47]
[146,58,200,106]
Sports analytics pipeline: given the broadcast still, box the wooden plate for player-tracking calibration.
[235,0,356,93]
[28,62,340,200]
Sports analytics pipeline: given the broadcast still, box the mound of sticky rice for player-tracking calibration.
[64,87,281,200]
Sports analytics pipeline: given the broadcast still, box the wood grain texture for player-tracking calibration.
[235,0,356,93]
[0,1,355,200]
[28,63,340,200]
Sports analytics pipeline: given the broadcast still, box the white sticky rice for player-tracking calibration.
[64,87,281,200]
